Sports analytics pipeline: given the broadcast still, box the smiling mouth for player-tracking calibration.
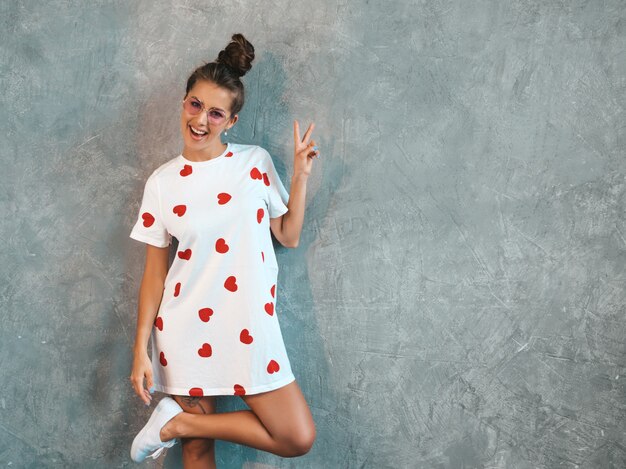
[189,124,208,139]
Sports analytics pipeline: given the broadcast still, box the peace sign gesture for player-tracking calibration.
[293,120,319,178]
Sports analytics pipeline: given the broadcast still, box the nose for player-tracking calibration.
[194,110,208,126]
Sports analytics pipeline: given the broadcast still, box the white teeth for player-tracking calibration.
[190,125,207,136]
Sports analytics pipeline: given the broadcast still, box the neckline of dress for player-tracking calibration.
[179,142,233,166]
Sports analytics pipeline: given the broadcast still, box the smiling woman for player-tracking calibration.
[129,33,318,466]
[179,82,240,159]
[174,35,254,163]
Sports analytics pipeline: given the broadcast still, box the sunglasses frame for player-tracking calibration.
[182,96,232,125]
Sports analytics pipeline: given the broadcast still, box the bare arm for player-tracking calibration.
[130,244,169,404]
[270,174,308,248]
[269,119,319,248]
[133,244,169,353]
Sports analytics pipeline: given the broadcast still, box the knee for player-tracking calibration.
[180,437,214,460]
[281,425,316,457]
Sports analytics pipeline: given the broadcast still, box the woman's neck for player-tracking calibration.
[181,141,227,162]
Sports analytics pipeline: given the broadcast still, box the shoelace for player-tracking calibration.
[147,446,166,460]
[147,438,177,460]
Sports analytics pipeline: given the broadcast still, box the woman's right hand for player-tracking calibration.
[130,350,155,405]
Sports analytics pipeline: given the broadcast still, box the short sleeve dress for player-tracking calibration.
[129,142,296,396]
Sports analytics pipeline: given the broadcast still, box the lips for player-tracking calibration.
[188,124,208,140]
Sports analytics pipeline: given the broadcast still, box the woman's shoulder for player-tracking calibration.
[230,143,277,169]
[145,153,186,179]
[232,142,269,158]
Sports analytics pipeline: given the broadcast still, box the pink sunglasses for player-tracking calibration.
[182,96,230,125]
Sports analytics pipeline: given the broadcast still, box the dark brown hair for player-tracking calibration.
[184,33,255,120]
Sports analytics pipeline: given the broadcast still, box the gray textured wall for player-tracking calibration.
[1,1,625,468]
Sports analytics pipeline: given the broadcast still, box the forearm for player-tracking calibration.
[133,273,166,354]
[281,173,308,247]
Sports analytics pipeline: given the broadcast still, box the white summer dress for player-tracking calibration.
[129,142,296,396]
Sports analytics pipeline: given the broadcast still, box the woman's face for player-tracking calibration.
[181,80,238,151]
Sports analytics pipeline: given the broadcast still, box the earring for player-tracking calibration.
[224,129,228,136]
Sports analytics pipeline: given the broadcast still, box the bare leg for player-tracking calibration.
[161,379,316,458]
[170,395,217,469]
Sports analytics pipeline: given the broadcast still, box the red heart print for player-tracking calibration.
[189,387,204,397]
[240,329,253,344]
[180,165,193,177]
[154,316,163,331]
[224,275,238,292]
[198,343,212,358]
[141,212,155,227]
[270,284,276,298]
[215,238,229,253]
[261,251,265,262]
[267,359,280,374]
[198,307,213,322]
[174,282,181,297]
[173,205,186,216]
[178,248,192,260]
[264,302,274,316]
[257,208,264,224]
[233,384,246,396]
[159,351,167,366]
[217,192,232,204]
[250,167,263,180]
[225,151,234,158]
[263,172,270,186]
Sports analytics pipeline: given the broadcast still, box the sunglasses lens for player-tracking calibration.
[184,99,201,114]
[208,111,226,124]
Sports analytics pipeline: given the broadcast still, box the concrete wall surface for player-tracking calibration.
[1,0,625,468]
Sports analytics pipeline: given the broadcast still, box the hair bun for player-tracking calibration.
[215,33,255,78]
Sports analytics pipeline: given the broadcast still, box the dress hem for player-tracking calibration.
[153,373,296,397]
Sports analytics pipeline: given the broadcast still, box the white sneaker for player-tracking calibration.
[130,396,184,462]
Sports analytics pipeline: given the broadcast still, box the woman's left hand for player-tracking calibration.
[293,120,319,178]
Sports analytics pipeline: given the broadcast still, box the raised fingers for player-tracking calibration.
[294,120,300,145]
[294,120,315,145]
[302,122,315,144]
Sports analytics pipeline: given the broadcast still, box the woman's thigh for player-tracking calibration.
[171,394,217,415]
[240,379,316,453]
[171,395,217,456]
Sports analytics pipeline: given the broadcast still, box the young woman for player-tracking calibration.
[128,33,319,466]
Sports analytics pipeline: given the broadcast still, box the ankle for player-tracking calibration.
[159,413,181,442]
